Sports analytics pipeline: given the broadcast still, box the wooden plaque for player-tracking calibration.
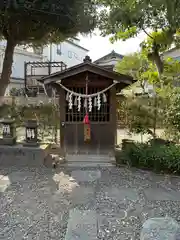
[84,124,91,142]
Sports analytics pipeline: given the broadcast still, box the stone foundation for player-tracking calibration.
[0,144,49,167]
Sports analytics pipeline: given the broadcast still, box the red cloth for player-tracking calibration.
[83,113,90,125]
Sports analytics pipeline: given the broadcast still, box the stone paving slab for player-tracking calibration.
[0,177,10,193]
[0,166,180,239]
[64,162,114,167]
[140,217,180,240]
[71,186,95,206]
[65,209,97,240]
[71,170,101,182]
[66,154,113,162]
[99,187,139,202]
[144,187,180,201]
[8,171,36,183]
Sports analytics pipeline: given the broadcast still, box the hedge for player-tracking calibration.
[116,142,180,174]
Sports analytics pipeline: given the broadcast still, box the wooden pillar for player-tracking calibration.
[110,86,117,151]
[115,94,118,145]
[59,88,66,155]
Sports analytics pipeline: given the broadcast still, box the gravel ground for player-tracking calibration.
[0,166,180,239]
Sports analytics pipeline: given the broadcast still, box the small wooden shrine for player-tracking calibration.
[40,56,135,155]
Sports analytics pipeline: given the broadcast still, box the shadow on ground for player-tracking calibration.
[0,166,74,239]
[0,165,180,239]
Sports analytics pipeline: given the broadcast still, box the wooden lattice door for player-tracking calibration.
[63,87,112,154]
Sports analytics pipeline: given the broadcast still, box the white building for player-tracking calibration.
[0,41,43,95]
[162,47,180,61]
[43,37,88,69]
[94,50,154,95]
[1,37,88,95]
[94,50,124,70]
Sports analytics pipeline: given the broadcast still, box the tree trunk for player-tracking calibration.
[0,38,16,100]
[148,50,164,76]
[148,42,164,76]
[153,94,158,139]
[153,51,164,76]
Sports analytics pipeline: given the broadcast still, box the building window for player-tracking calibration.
[68,51,72,59]
[57,44,62,55]
[74,53,78,59]
[33,47,43,55]
[69,38,74,43]
[31,67,36,76]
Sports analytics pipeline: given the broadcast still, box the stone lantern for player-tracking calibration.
[0,118,16,145]
[23,120,39,146]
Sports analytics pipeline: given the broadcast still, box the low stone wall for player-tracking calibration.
[1,96,59,106]
[0,144,49,167]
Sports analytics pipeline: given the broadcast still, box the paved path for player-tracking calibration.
[0,166,180,239]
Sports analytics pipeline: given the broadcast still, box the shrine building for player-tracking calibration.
[39,56,135,156]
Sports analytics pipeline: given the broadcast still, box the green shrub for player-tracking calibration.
[115,149,124,165]
[116,142,180,174]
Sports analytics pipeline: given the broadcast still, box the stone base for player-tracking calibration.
[63,154,116,167]
[23,141,40,147]
[0,144,49,167]
[0,137,16,145]
[140,217,180,240]
[44,154,66,168]
[65,154,115,163]
[65,209,97,240]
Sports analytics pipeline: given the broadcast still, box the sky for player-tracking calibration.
[79,30,147,61]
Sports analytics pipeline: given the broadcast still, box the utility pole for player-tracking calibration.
[49,43,53,75]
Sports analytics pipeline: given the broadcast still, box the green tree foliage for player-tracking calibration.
[115,52,180,138]
[119,96,163,139]
[116,52,180,92]
[0,0,97,96]
[115,52,149,93]
[164,88,180,141]
[127,99,154,136]
[97,0,180,75]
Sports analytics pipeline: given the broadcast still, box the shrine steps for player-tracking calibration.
[63,154,116,167]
